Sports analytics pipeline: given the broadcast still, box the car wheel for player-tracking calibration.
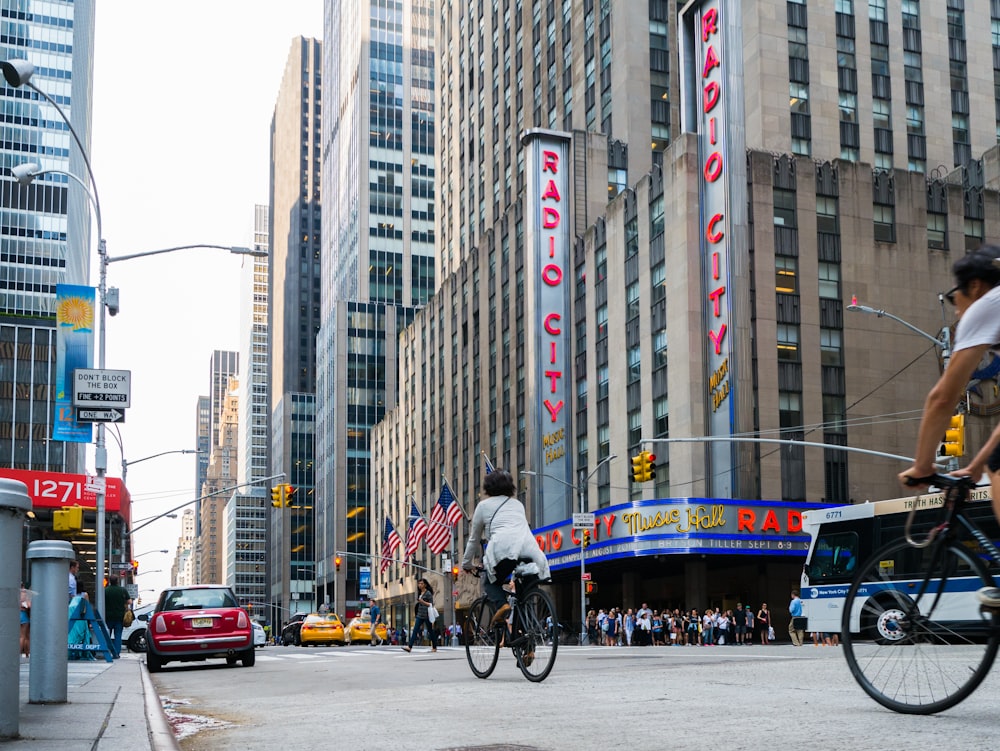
[146,651,162,673]
[226,655,239,666]
[242,648,256,667]
[128,629,147,653]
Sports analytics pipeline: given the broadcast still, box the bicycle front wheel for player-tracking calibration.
[841,537,999,714]
[464,597,500,679]
[513,588,558,682]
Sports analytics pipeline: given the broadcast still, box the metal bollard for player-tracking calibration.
[27,539,75,704]
[0,478,31,739]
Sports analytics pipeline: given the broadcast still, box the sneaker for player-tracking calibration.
[490,604,511,627]
[976,586,1000,608]
[521,651,534,667]
[400,646,411,653]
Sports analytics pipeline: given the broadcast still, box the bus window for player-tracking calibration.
[807,531,859,581]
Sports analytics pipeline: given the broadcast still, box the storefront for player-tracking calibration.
[2,468,132,598]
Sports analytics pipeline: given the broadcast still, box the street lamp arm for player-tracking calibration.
[107,244,265,265]
[127,472,286,536]
[21,80,101,222]
[124,449,198,468]
[847,303,947,349]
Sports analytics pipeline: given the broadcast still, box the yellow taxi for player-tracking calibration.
[298,613,345,646]
[344,613,388,645]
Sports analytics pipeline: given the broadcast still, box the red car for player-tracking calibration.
[146,585,254,672]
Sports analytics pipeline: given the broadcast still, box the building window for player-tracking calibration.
[654,396,669,437]
[773,188,797,227]
[777,324,801,362]
[818,262,840,299]
[776,256,798,294]
[873,204,895,243]
[820,327,843,366]
[627,345,641,384]
[927,211,947,249]
[779,390,803,431]
[816,196,839,235]
[965,217,984,251]
[626,281,640,320]
[653,329,668,369]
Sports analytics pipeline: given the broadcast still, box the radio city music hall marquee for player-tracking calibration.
[534,496,832,571]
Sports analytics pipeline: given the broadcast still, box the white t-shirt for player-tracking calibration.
[954,285,1000,354]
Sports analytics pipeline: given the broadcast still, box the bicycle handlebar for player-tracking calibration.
[903,473,977,490]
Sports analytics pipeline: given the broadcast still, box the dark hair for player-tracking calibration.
[953,245,1000,289]
[483,468,516,497]
[108,575,119,586]
[417,577,433,594]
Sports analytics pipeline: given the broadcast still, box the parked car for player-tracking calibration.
[122,603,156,653]
[145,585,255,673]
[344,614,388,645]
[252,621,266,648]
[280,612,308,646]
[299,613,344,646]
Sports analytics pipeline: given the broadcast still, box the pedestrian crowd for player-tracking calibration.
[584,602,777,646]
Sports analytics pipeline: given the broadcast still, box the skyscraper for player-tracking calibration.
[0,0,97,471]
[238,205,270,487]
[317,0,435,616]
[268,37,322,620]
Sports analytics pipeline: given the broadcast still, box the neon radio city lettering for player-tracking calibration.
[700,4,731,414]
[539,149,566,425]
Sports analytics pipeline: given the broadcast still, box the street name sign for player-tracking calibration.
[73,369,131,408]
[76,408,126,423]
[572,512,596,529]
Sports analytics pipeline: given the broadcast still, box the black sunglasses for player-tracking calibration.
[944,285,962,306]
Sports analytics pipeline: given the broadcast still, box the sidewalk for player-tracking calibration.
[5,653,178,750]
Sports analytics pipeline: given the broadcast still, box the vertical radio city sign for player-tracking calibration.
[523,129,573,526]
[680,0,748,497]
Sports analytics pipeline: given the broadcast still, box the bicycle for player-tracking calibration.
[464,561,559,682]
[841,472,1000,714]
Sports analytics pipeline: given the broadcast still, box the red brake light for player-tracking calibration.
[237,610,248,628]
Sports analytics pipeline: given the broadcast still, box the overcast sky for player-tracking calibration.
[90,1,323,602]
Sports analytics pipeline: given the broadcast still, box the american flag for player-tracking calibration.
[403,500,428,559]
[380,517,402,574]
[426,482,463,554]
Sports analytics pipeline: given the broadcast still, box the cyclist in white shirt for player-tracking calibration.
[900,245,1000,607]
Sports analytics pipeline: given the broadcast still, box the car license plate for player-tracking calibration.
[192,617,213,628]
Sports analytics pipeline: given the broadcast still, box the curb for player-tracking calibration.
[140,660,180,751]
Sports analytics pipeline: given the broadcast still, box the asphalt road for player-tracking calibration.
[148,643,1000,750]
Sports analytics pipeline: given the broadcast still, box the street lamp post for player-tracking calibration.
[122,450,199,486]
[523,454,616,645]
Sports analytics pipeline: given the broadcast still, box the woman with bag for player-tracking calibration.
[401,578,438,653]
[757,603,771,645]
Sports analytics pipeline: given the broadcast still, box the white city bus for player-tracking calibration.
[800,485,998,636]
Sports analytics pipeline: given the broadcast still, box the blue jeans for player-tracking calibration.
[407,616,438,649]
[108,621,123,657]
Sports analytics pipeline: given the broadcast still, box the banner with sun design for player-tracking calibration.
[53,284,95,443]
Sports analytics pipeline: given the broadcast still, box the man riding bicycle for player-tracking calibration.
[461,469,551,626]
[900,244,1000,606]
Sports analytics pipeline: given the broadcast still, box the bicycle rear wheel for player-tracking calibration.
[841,537,999,714]
[513,588,558,682]
[465,597,500,679]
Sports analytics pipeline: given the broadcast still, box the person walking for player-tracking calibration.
[757,603,771,645]
[401,577,438,653]
[68,559,79,601]
[19,584,31,660]
[788,589,805,646]
[103,575,131,658]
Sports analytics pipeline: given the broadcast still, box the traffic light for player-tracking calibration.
[941,413,966,457]
[631,451,656,482]
[335,555,342,572]
[284,484,296,506]
[451,565,459,582]
[271,485,285,508]
[581,530,591,549]
[585,581,596,595]
[132,560,139,576]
